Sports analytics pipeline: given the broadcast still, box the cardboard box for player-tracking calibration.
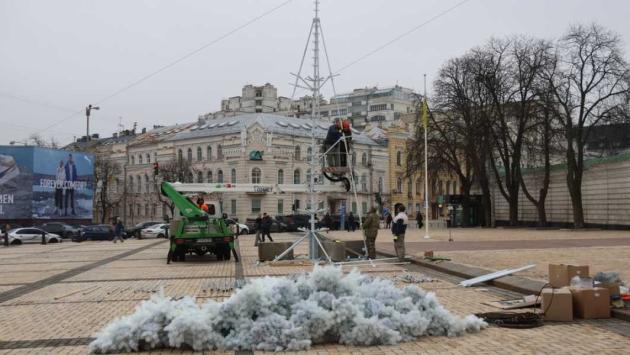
[548,264,589,287]
[596,283,621,298]
[570,287,611,319]
[541,287,573,321]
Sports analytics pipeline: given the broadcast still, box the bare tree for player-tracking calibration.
[28,133,59,148]
[544,24,630,228]
[94,156,122,223]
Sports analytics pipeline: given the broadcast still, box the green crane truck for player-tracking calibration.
[161,181,237,262]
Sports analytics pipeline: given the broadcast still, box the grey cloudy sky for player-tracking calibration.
[1,0,629,145]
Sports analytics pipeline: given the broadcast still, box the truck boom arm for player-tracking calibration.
[161,181,207,220]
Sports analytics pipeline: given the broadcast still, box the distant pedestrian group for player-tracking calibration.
[255,213,274,245]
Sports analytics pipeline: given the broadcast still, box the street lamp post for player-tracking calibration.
[85,104,100,140]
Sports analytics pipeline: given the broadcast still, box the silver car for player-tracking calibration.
[7,227,63,245]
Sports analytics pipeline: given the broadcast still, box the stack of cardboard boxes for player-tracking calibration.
[542,264,615,321]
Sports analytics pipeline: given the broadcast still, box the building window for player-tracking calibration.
[361,153,367,166]
[351,202,357,214]
[378,177,383,193]
[361,174,367,192]
[230,200,236,215]
[416,178,422,195]
[138,155,143,165]
[255,99,262,106]
[453,181,458,194]
[407,179,413,197]
[293,169,301,184]
[231,168,237,183]
[251,168,261,183]
[307,147,312,162]
[446,181,451,195]
[187,148,193,161]
[396,177,402,193]
[361,202,367,215]
[396,151,402,166]
[369,103,387,111]
[145,175,150,193]
[306,169,312,183]
[137,204,141,216]
[255,108,262,113]
[207,171,213,183]
[207,146,212,160]
[128,176,133,191]
[197,147,202,161]
[217,145,223,159]
[154,152,157,163]
[197,171,203,183]
[293,199,300,211]
[145,204,149,216]
[277,199,283,215]
[277,169,284,184]
[131,156,135,165]
[217,169,224,183]
[251,199,261,214]
[255,90,262,97]
[177,149,183,161]
[439,180,444,195]
[294,146,301,161]
[137,176,142,193]
[152,204,156,217]
[146,153,151,164]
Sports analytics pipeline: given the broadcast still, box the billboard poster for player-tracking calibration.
[0,146,94,220]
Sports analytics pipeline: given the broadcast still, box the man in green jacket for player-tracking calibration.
[363,207,380,259]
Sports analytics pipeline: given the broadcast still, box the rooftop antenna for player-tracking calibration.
[275,0,366,263]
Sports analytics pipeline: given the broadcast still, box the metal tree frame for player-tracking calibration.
[272,0,367,263]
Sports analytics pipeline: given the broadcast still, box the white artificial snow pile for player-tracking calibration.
[89,266,486,353]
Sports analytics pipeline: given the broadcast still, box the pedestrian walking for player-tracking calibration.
[346,212,356,232]
[385,213,393,229]
[363,207,380,259]
[254,214,262,246]
[113,219,125,243]
[391,206,409,261]
[261,213,274,242]
[416,211,423,229]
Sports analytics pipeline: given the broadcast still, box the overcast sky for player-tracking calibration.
[1,0,629,145]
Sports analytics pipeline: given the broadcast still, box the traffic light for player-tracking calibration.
[153,162,159,176]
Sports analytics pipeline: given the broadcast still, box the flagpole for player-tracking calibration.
[423,74,430,239]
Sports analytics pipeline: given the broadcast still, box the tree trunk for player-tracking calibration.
[566,146,585,228]
[536,201,547,227]
[508,195,519,226]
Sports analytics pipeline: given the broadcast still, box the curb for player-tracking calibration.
[377,249,630,322]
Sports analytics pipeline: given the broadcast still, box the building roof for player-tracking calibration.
[167,113,378,145]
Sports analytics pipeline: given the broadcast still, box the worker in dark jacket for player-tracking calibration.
[260,213,274,242]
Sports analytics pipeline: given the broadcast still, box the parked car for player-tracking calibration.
[224,219,249,235]
[127,221,162,238]
[7,227,63,245]
[140,224,169,239]
[245,218,288,234]
[73,225,114,242]
[40,222,81,239]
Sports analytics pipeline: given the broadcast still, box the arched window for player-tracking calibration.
[138,155,143,165]
[197,147,202,161]
[187,148,193,161]
[251,168,261,183]
[361,174,367,192]
[197,171,203,183]
[396,151,402,166]
[145,175,150,193]
[396,177,402,193]
[378,177,383,193]
[137,176,142,193]
[177,149,183,161]
[217,144,223,159]
[217,169,224,183]
[307,147,312,162]
[361,152,367,166]
[294,146,301,161]
[277,169,284,184]
[207,170,213,183]
[207,146,212,160]
[231,168,237,183]
[131,156,135,165]
[293,169,301,184]
[146,153,151,164]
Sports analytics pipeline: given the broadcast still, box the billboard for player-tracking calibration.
[0,146,94,220]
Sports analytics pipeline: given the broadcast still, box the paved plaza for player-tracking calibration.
[1,229,630,354]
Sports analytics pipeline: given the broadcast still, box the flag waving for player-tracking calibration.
[421,97,429,129]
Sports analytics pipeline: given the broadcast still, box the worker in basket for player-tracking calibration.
[196,197,209,213]
[323,119,352,169]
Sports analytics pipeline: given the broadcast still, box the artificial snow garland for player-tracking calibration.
[89,266,486,353]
